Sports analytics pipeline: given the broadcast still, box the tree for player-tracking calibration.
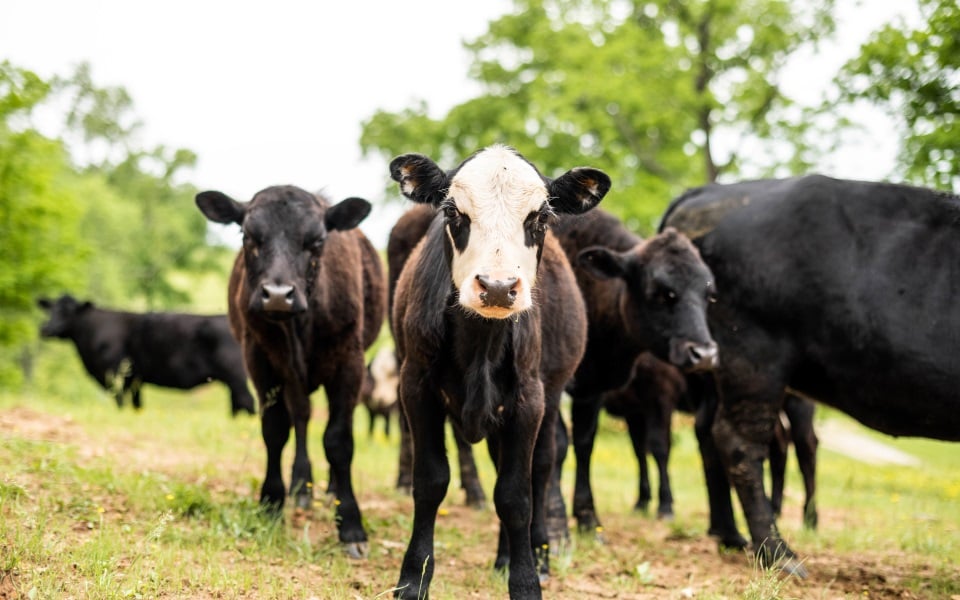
[361,0,835,232]
[0,62,88,385]
[0,61,215,387]
[835,0,959,191]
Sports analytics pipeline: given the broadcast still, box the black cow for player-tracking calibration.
[550,207,718,537]
[662,174,960,574]
[37,294,255,416]
[196,185,386,558]
[390,145,609,599]
[388,204,487,509]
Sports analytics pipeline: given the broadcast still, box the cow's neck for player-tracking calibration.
[446,308,521,443]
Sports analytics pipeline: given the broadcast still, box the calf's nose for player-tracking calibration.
[476,274,519,308]
[261,283,296,313]
[685,341,719,371]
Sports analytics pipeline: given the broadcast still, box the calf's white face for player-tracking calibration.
[390,144,611,320]
[446,147,548,318]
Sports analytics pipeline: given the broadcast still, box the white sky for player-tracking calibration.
[1,0,915,248]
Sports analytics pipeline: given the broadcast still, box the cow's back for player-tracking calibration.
[357,230,387,350]
[536,232,588,389]
[665,174,960,439]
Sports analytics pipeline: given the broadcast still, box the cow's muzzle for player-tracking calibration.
[259,283,305,317]
[672,340,719,372]
[476,274,519,309]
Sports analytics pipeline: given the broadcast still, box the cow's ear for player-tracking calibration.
[389,153,449,206]
[37,297,52,310]
[326,197,372,231]
[196,191,247,225]
[578,246,626,280]
[548,168,611,215]
[78,301,94,312]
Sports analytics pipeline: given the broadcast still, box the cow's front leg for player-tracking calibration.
[395,369,448,600]
[713,357,805,577]
[287,381,314,512]
[260,390,291,516]
[494,396,544,599]
[570,394,603,538]
[690,375,748,550]
[324,353,367,557]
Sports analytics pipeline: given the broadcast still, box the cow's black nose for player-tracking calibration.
[476,275,519,308]
[686,341,719,371]
[261,283,296,312]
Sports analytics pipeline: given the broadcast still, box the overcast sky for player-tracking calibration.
[2,0,913,247]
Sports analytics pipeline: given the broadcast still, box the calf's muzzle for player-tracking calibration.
[476,274,519,309]
[260,283,302,314]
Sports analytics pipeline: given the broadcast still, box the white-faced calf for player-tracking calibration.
[390,145,609,599]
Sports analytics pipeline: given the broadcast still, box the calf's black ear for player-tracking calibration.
[389,153,449,206]
[196,191,247,225]
[326,197,372,231]
[548,168,611,215]
[37,297,52,309]
[578,246,626,280]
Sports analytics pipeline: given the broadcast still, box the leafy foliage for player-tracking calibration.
[360,0,835,232]
[0,61,214,388]
[835,0,959,190]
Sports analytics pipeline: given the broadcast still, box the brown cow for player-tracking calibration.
[196,185,386,558]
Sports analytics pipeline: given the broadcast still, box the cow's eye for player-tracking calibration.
[707,292,718,304]
[443,203,460,221]
[243,233,261,250]
[655,288,678,305]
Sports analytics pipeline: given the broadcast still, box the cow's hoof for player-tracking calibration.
[710,529,749,551]
[341,541,369,559]
[576,525,605,544]
[778,556,808,579]
[294,494,313,511]
[396,484,412,496]
[656,509,675,521]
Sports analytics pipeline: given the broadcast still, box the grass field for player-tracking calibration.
[1,337,958,599]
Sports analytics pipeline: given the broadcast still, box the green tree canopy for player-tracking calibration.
[361,0,835,232]
[835,0,959,191]
[0,61,215,387]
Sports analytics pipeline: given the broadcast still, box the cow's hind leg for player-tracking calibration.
[571,394,604,539]
[784,393,818,529]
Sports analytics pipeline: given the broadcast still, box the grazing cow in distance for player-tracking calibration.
[390,145,609,599]
[662,174,960,575]
[550,207,718,538]
[388,203,487,509]
[360,346,400,438]
[196,185,386,558]
[37,294,255,416]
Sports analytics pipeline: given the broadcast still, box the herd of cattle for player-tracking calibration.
[37,145,960,598]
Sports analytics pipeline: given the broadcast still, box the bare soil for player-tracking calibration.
[2,406,957,599]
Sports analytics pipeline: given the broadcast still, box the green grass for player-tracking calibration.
[2,340,959,598]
